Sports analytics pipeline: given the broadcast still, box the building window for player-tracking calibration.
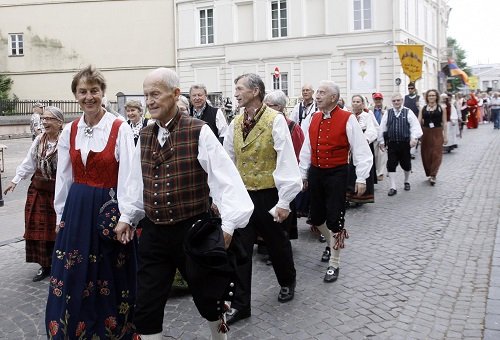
[9,33,24,56]
[353,0,372,30]
[273,72,288,96]
[200,8,214,45]
[271,0,287,38]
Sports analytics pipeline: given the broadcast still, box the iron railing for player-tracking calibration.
[0,99,117,116]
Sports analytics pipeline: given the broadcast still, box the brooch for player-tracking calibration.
[84,126,93,138]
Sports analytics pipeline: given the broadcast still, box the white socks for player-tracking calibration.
[404,170,411,183]
[140,322,227,340]
[316,224,341,269]
[208,320,228,340]
[316,224,331,247]
[138,333,162,340]
[389,172,397,189]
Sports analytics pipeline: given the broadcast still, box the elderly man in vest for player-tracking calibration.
[223,73,302,325]
[129,68,253,340]
[189,83,229,143]
[299,80,372,283]
[378,93,423,196]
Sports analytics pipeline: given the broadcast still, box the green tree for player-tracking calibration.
[0,73,13,100]
[447,37,471,75]
[446,37,471,91]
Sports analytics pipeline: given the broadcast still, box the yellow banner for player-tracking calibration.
[396,44,424,82]
[468,76,478,90]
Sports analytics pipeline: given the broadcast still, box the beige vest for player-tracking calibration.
[233,106,277,190]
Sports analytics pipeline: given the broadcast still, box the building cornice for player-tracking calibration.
[3,65,172,76]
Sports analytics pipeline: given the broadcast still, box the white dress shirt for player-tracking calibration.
[299,112,373,184]
[355,111,379,144]
[54,111,143,225]
[129,123,253,236]
[224,113,303,211]
[377,107,423,144]
[12,136,41,184]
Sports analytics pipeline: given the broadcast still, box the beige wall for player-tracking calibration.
[1,0,175,100]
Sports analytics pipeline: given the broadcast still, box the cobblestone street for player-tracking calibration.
[0,124,499,339]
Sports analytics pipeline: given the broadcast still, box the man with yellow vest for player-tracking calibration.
[223,73,302,325]
[299,81,372,283]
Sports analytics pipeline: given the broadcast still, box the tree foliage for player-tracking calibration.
[447,37,470,75]
[0,74,13,100]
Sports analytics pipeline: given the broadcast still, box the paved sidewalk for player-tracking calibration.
[0,125,499,339]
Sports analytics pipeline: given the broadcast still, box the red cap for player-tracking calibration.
[372,92,383,99]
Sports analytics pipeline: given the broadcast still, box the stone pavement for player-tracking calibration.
[0,124,499,339]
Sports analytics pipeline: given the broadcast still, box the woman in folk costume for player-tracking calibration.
[346,95,379,204]
[45,66,143,340]
[466,93,479,129]
[441,93,459,151]
[4,106,64,282]
[418,89,447,186]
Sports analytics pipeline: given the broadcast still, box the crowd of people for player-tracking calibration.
[4,65,498,339]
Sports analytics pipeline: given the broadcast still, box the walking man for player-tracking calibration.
[290,83,316,131]
[299,80,372,283]
[371,92,387,180]
[131,68,253,340]
[378,93,423,196]
[189,84,229,143]
[224,73,302,325]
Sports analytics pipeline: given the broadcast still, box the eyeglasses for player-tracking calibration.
[392,99,402,102]
[408,87,415,90]
[41,117,59,122]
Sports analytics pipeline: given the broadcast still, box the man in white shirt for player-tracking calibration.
[189,84,229,143]
[290,83,316,131]
[299,81,372,284]
[378,93,423,196]
[224,73,302,324]
[131,68,253,340]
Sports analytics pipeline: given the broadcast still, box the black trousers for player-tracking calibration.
[134,214,208,335]
[231,188,296,311]
[387,141,412,172]
[308,165,348,233]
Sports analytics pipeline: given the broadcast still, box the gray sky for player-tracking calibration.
[447,0,500,65]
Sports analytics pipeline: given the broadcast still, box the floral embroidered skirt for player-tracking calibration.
[45,183,137,339]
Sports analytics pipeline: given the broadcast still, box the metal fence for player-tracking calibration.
[0,100,117,116]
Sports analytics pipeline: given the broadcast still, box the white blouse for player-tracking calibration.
[54,112,143,225]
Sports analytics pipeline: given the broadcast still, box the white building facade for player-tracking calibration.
[0,0,175,100]
[1,0,450,104]
[176,0,450,104]
[471,64,500,92]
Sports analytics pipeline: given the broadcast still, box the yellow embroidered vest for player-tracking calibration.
[234,106,277,190]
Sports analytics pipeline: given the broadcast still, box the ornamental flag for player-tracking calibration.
[396,44,424,82]
[446,58,470,86]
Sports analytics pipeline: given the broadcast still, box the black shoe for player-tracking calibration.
[33,267,50,282]
[388,188,397,196]
[324,266,339,283]
[404,182,411,191]
[278,282,295,303]
[226,308,251,325]
[321,247,331,262]
[319,234,326,243]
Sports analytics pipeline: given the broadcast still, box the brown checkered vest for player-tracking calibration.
[140,112,210,225]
